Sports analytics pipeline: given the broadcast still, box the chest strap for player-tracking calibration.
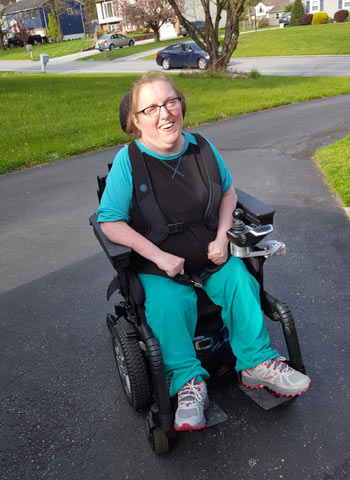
[128,134,222,245]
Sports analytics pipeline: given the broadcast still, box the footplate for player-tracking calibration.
[238,384,295,410]
[205,402,229,428]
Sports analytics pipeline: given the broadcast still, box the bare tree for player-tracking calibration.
[0,4,10,50]
[115,0,184,42]
[12,19,31,45]
[167,0,246,73]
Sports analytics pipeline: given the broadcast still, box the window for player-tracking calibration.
[311,1,319,11]
[103,2,116,19]
[67,8,73,15]
[344,0,350,6]
[19,12,24,21]
[30,11,36,19]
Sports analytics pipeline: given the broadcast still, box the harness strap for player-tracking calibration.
[192,133,222,231]
[129,141,169,245]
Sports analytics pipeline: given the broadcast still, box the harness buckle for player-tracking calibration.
[168,222,184,234]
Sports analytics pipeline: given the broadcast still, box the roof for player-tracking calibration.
[257,0,291,7]
[3,0,47,14]
[3,0,82,14]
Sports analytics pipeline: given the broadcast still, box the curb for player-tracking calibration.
[344,207,350,221]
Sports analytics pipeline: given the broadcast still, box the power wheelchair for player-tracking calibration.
[89,167,307,455]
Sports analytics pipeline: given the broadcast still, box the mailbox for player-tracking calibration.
[26,44,33,60]
[40,54,49,73]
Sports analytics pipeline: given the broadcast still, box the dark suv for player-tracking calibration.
[179,21,205,36]
[6,34,47,48]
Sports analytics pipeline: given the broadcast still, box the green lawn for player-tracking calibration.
[0,38,95,61]
[1,72,350,174]
[234,23,350,57]
[143,23,350,61]
[315,135,350,206]
[79,37,185,61]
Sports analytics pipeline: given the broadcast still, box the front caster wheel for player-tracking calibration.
[149,427,170,455]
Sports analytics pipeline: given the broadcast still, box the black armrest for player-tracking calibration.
[89,213,131,271]
[236,188,275,226]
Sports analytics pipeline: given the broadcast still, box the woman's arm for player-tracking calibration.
[101,221,185,277]
[207,185,237,265]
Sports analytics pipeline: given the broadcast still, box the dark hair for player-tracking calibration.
[125,71,186,138]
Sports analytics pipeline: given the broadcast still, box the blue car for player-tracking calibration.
[156,41,210,71]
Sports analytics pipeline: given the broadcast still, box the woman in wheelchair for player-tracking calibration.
[97,71,311,432]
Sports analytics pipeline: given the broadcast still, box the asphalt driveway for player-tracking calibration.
[1,96,349,480]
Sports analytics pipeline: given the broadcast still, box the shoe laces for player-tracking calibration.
[178,378,205,408]
[265,356,292,373]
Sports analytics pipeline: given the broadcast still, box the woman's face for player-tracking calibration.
[133,80,184,155]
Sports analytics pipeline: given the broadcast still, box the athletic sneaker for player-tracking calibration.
[174,377,209,431]
[241,356,312,397]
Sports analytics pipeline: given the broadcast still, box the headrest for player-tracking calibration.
[119,93,130,133]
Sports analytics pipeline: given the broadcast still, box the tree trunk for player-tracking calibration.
[152,27,160,42]
[0,35,5,51]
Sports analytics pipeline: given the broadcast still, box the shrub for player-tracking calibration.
[301,13,313,25]
[290,0,305,26]
[334,10,349,23]
[312,12,328,24]
[258,17,269,28]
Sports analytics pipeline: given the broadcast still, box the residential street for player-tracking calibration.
[0,46,350,75]
[1,96,349,480]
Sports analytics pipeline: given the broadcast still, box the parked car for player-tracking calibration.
[5,34,47,48]
[95,34,135,51]
[179,21,205,36]
[156,41,210,71]
[279,12,291,27]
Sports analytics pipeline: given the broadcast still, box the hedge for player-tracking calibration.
[312,12,328,25]
[302,13,313,25]
[334,10,349,23]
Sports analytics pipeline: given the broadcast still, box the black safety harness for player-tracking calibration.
[128,133,226,287]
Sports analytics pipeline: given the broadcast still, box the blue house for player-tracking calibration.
[3,0,85,40]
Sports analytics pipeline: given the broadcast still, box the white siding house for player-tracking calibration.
[303,0,350,16]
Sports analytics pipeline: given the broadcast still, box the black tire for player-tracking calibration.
[32,39,39,45]
[150,427,170,455]
[112,323,151,409]
[198,57,208,70]
[109,44,115,51]
[128,40,134,47]
[162,58,171,70]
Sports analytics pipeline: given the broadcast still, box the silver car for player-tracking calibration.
[95,34,135,51]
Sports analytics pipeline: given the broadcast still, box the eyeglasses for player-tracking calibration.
[136,97,181,117]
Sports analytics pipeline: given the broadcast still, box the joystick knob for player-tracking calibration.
[233,208,244,221]
[232,208,246,232]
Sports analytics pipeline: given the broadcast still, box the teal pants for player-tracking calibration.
[138,256,279,397]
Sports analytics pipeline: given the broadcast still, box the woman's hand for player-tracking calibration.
[156,251,185,277]
[207,237,228,265]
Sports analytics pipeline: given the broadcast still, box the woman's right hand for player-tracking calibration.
[156,252,185,278]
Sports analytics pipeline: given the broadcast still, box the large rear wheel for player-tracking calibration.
[112,323,151,409]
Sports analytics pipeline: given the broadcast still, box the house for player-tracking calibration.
[303,0,350,17]
[95,0,227,39]
[2,0,85,40]
[255,0,292,24]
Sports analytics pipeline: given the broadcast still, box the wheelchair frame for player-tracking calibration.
[90,171,306,455]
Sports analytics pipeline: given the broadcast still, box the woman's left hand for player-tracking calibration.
[207,237,228,265]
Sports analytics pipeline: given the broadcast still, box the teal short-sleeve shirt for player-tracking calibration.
[97,132,232,223]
